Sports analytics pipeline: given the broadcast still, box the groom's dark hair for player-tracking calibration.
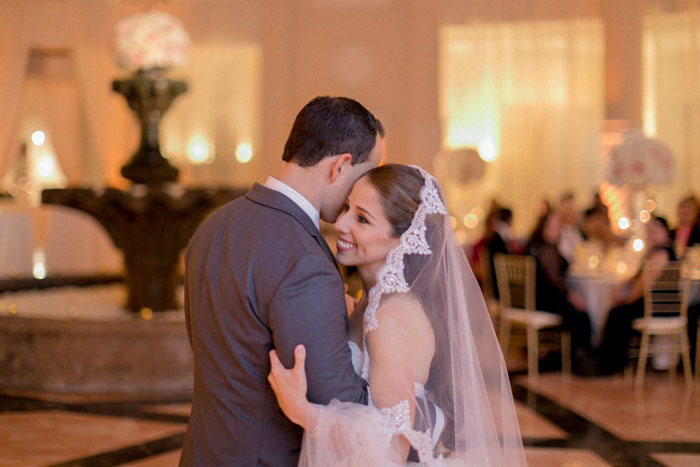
[282,96,384,167]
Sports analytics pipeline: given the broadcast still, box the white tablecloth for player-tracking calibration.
[0,202,122,279]
[567,274,622,347]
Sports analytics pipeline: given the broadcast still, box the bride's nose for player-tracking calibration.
[334,211,349,233]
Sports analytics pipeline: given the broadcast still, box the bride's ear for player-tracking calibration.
[329,153,352,183]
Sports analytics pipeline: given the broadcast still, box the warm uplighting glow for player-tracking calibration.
[639,210,651,223]
[477,136,497,162]
[140,308,153,320]
[616,261,628,275]
[450,216,458,230]
[633,238,645,252]
[37,155,55,177]
[186,135,211,164]
[8,304,17,316]
[645,199,656,211]
[31,131,46,146]
[587,255,600,269]
[235,142,253,164]
[618,217,630,230]
[464,213,479,229]
[32,250,46,280]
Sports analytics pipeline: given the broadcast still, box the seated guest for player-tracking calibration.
[597,216,676,375]
[557,192,584,263]
[526,209,595,374]
[671,195,700,259]
[582,206,623,252]
[467,202,499,289]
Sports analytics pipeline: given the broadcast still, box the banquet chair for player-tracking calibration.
[494,254,571,380]
[631,260,692,389]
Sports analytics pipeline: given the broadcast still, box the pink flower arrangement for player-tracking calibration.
[606,130,675,187]
[113,10,191,72]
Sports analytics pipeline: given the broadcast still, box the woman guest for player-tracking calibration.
[671,195,700,259]
[597,216,676,375]
[526,210,595,375]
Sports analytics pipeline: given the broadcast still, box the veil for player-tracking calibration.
[299,166,526,466]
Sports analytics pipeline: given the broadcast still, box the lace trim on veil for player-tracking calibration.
[362,165,448,336]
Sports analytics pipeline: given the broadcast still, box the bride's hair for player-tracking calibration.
[364,163,455,449]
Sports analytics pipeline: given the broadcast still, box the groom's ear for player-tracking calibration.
[329,153,352,183]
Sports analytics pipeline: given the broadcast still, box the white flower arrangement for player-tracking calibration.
[113,10,191,72]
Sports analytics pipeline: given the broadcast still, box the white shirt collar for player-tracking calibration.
[264,176,320,229]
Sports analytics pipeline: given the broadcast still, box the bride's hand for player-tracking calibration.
[268,345,317,430]
[344,284,359,317]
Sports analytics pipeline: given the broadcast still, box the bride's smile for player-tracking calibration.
[334,177,399,281]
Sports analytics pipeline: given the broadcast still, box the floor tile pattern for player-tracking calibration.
[3,373,700,466]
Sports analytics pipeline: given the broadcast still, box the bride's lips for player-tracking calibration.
[336,238,356,252]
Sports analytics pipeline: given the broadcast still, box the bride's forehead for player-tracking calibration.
[349,177,380,202]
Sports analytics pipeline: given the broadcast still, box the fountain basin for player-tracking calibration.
[0,285,192,397]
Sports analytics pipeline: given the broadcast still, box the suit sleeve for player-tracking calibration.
[268,254,367,405]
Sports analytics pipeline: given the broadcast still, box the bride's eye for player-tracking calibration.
[342,202,350,212]
[357,215,368,224]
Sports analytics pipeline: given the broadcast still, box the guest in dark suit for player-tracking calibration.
[597,216,676,375]
[487,207,512,298]
[179,96,384,466]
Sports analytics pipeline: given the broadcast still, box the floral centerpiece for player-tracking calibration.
[113,10,191,72]
[606,130,675,187]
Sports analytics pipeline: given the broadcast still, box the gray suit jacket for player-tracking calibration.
[180,183,367,467]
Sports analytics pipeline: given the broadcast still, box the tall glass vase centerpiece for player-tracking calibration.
[42,11,244,312]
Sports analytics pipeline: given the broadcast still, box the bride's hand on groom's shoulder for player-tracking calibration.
[344,284,359,317]
[268,345,318,430]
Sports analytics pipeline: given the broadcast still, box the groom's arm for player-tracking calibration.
[268,254,367,406]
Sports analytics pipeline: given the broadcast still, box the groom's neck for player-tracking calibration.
[273,162,325,212]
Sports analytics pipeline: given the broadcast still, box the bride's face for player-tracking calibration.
[334,177,400,272]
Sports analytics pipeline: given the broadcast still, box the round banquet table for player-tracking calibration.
[566,273,623,348]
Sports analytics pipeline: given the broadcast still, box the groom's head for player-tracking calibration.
[282,96,384,223]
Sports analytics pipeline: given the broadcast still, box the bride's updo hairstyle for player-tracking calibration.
[363,164,455,449]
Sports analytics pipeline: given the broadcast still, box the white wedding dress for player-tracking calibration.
[297,166,526,467]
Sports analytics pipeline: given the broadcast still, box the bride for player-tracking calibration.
[268,164,526,466]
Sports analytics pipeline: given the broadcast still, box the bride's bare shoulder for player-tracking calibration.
[372,293,430,335]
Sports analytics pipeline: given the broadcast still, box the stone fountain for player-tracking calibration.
[0,11,243,396]
[42,72,242,312]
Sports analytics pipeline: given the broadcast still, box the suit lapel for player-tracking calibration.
[246,183,339,272]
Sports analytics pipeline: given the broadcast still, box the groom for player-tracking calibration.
[179,96,384,466]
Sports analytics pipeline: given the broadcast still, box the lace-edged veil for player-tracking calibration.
[301,166,526,466]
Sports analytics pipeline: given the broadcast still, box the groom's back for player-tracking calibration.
[179,186,362,466]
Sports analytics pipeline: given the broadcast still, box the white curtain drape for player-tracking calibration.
[643,10,700,221]
[160,44,263,188]
[0,3,35,181]
[439,19,605,237]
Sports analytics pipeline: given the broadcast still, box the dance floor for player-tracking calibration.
[2,371,700,466]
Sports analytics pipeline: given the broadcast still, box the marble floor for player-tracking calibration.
[3,371,700,466]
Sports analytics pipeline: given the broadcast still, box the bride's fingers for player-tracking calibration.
[268,349,284,387]
[292,344,306,377]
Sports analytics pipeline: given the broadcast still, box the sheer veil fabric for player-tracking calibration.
[299,167,526,466]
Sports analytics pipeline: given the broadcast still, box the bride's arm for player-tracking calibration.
[367,298,432,462]
[367,301,416,461]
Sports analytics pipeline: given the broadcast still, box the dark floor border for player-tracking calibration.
[47,433,185,467]
[0,394,190,424]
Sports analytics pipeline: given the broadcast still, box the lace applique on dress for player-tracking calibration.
[380,400,446,467]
